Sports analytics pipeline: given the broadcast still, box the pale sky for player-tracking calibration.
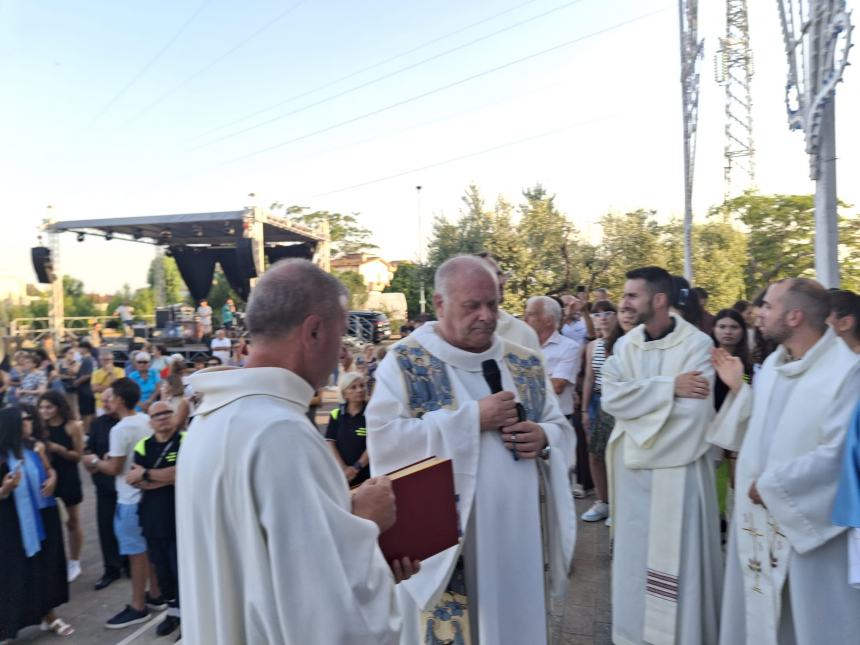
[1,0,857,295]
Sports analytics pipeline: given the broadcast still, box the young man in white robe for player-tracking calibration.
[176,260,418,645]
[367,255,576,645]
[710,278,860,645]
[601,266,722,645]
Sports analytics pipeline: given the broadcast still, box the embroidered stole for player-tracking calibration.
[393,336,550,644]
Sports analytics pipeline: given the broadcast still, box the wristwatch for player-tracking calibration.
[142,469,151,482]
[540,444,551,460]
[351,460,364,471]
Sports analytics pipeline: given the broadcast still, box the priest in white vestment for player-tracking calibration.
[177,260,416,645]
[710,278,860,645]
[475,251,542,352]
[367,256,576,645]
[601,267,722,645]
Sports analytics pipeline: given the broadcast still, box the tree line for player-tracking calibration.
[387,184,860,317]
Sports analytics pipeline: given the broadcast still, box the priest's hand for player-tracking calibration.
[748,480,767,508]
[501,421,547,459]
[479,391,519,430]
[711,348,745,393]
[674,371,710,399]
[390,556,421,584]
[352,476,397,533]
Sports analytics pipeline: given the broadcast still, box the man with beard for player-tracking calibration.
[601,266,722,645]
[711,278,860,644]
[368,255,575,644]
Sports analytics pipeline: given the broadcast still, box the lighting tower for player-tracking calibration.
[678,0,704,282]
[777,0,852,287]
[41,207,64,343]
[715,0,756,199]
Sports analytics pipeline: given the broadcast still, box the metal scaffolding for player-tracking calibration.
[678,0,704,282]
[715,0,756,199]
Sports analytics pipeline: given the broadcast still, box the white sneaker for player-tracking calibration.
[572,484,586,499]
[581,501,609,522]
[605,516,612,527]
[67,560,81,583]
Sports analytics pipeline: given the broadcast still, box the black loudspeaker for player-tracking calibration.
[236,238,258,280]
[155,308,172,329]
[31,247,55,284]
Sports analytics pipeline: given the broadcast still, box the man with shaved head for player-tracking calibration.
[368,255,575,644]
[177,259,417,645]
[126,400,185,637]
[712,278,860,644]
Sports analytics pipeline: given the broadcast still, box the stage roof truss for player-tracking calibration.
[47,209,324,248]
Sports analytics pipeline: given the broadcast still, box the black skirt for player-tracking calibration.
[31,505,69,613]
[0,490,43,639]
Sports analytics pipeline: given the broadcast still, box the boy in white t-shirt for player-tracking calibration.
[85,377,164,629]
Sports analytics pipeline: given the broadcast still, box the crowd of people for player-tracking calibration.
[1,255,859,644]
[0,324,252,641]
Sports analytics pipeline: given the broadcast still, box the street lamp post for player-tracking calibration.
[416,185,426,314]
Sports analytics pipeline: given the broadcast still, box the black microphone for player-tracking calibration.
[481,359,503,394]
[481,359,525,460]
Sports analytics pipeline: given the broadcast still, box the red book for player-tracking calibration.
[377,457,459,562]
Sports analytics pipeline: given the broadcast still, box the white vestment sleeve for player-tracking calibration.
[757,367,860,554]
[706,382,753,451]
[602,338,715,451]
[253,426,400,644]
[535,372,577,598]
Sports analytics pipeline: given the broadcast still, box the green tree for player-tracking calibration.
[206,269,240,324]
[384,261,425,318]
[426,185,495,269]
[147,255,186,305]
[62,275,98,324]
[721,192,860,294]
[507,185,582,310]
[280,206,378,256]
[334,270,368,309]
[589,210,665,295]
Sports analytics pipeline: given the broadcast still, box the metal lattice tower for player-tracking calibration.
[679,0,704,282]
[715,0,756,200]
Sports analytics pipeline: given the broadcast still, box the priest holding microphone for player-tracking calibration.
[367,255,576,645]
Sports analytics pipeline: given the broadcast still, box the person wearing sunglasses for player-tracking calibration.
[128,352,160,414]
[126,401,185,638]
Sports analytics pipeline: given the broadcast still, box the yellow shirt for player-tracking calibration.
[91,366,125,409]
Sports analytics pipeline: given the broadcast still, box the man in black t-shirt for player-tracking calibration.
[127,401,183,638]
[85,387,122,590]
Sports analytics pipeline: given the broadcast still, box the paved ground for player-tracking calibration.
[13,394,613,644]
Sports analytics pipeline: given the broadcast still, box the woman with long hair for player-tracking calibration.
[580,300,626,523]
[20,404,74,637]
[0,407,73,640]
[37,391,85,583]
[711,309,752,410]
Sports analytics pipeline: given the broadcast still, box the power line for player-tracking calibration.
[311,113,621,197]
[89,0,212,125]
[124,0,309,125]
[225,7,669,166]
[192,0,584,148]
[190,0,547,141]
